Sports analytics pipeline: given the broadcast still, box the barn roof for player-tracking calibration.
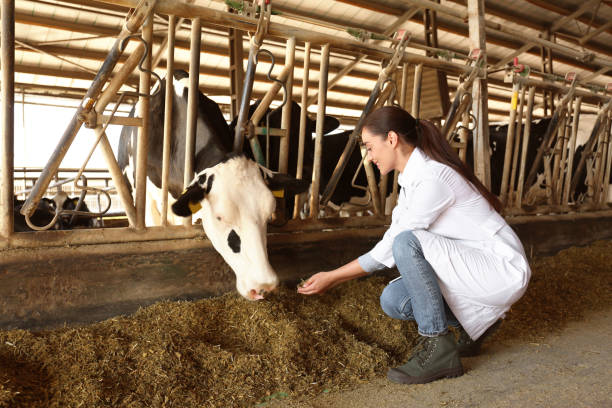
[14,0,612,123]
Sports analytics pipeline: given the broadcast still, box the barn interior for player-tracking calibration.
[1,0,612,407]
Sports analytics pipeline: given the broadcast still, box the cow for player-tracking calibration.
[228,99,341,217]
[13,196,58,232]
[118,70,309,300]
[461,114,611,204]
[13,192,96,231]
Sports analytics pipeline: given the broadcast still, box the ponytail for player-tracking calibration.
[362,106,502,213]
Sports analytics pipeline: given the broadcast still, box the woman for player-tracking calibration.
[298,106,531,385]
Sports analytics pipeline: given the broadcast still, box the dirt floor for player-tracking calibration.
[268,308,612,408]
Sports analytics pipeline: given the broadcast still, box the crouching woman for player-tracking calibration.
[298,106,531,385]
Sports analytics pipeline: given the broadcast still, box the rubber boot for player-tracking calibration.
[456,319,502,357]
[387,331,463,384]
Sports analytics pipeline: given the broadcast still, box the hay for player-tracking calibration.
[0,240,610,408]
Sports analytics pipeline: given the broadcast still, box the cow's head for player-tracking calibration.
[172,155,309,300]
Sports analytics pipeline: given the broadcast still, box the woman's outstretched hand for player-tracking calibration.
[297,272,337,295]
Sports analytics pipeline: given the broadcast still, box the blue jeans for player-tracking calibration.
[380,230,460,337]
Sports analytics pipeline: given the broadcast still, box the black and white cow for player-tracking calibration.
[118,70,309,300]
[463,114,611,203]
[13,192,95,231]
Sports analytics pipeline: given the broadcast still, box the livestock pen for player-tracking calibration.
[1,0,612,407]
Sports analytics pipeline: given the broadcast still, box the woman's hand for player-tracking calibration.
[297,271,337,295]
[297,259,368,296]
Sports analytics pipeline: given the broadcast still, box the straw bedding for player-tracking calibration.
[1,240,610,407]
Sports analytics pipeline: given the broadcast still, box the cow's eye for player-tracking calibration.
[216,216,222,221]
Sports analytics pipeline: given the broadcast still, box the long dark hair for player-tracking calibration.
[362,106,502,213]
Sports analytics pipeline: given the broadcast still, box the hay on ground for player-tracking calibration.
[0,240,610,408]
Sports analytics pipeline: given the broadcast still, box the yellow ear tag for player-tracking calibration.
[272,189,285,198]
[188,201,202,213]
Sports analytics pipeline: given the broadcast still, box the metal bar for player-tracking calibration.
[135,14,153,229]
[553,106,572,204]
[161,15,175,226]
[97,0,472,76]
[500,80,520,204]
[15,39,98,75]
[279,36,296,174]
[468,0,491,189]
[525,84,577,189]
[411,63,423,118]
[1,0,15,238]
[293,41,311,219]
[579,20,612,45]
[601,110,612,205]
[182,17,201,227]
[152,16,185,70]
[95,127,138,226]
[508,84,526,206]
[20,0,157,219]
[550,0,601,32]
[561,97,583,205]
[570,98,612,197]
[309,44,330,219]
[591,110,608,204]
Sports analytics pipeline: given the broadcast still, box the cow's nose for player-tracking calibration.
[248,285,277,300]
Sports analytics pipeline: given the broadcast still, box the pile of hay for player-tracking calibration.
[1,240,610,408]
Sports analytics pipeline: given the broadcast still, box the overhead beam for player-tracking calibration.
[550,0,601,33]
[445,0,612,55]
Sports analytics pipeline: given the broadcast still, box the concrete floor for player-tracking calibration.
[270,308,612,408]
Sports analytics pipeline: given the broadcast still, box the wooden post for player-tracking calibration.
[309,44,330,219]
[279,36,296,174]
[161,15,176,226]
[467,0,491,189]
[183,17,201,227]
[293,42,311,219]
[135,15,153,230]
[1,0,15,238]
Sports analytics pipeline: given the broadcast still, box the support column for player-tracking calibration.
[468,0,491,189]
[1,0,15,238]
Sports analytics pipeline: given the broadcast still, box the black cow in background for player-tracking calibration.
[13,193,95,232]
[117,70,309,226]
[118,70,233,200]
[462,114,611,203]
[463,118,552,196]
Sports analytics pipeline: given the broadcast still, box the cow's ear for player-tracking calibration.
[171,182,207,217]
[264,172,310,197]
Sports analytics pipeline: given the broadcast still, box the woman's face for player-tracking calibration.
[361,127,396,175]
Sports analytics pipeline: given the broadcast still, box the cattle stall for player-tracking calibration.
[2,0,612,329]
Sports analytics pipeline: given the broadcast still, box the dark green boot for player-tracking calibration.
[387,332,463,384]
[456,319,502,357]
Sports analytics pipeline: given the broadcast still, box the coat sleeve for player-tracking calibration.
[366,178,455,268]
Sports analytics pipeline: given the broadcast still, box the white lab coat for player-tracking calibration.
[368,148,531,340]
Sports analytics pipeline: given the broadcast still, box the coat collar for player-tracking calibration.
[398,147,428,187]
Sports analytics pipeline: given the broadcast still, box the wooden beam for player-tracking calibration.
[550,0,602,32]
